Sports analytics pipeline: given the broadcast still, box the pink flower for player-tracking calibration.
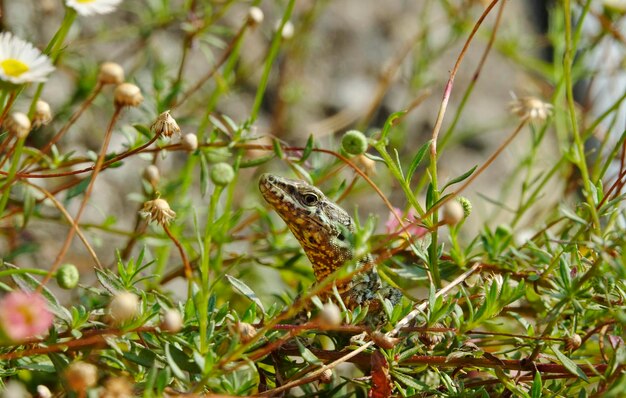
[0,291,53,342]
[385,207,427,238]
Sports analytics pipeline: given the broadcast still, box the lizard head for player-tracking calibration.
[259,173,355,281]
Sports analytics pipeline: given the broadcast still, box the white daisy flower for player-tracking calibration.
[66,0,122,16]
[0,32,54,85]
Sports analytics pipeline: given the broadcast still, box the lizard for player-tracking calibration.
[258,173,402,324]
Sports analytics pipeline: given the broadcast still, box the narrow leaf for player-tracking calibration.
[442,165,477,192]
[226,274,265,313]
[406,140,431,184]
[552,345,589,382]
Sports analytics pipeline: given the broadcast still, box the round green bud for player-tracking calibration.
[341,130,368,155]
[205,147,231,164]
[210,163,235,186]
[56,264,79,289]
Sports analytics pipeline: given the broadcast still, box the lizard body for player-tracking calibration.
[258,173,401,318]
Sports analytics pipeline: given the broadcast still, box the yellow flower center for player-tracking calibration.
[1,59,29,77]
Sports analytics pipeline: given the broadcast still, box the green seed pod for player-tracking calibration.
[210,162,235,186]
[56,264,79,289]
[341,130,368,155]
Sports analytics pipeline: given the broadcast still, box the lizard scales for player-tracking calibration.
[259,173,401,316]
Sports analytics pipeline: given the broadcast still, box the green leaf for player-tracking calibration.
[299,134,314,163]
[65,176,91,201]
[380,111,406,141]
[552,345,589,382]
[296,339,322,365]
[442,165,477,192]
[530,371,542,398]
[95,268,124,294]
[406,140,431,184]
[123,348,157,367]
[226,274,265,313]
[165,343,187,380]
[133,124,152,139]
[272,138,284,159]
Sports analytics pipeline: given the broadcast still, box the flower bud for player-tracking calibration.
[98,62,125,85]
[181,133,198,152]
[442,199,464,226]
[33,100,52,127]
[36,385,52,398]
[275,20,294,40]
[457,196,472,218]
[341,130,368,155]
[65,361,98,392]
[247,7,264,27]
[5,112,31,139]
[143,165,160,186]
[317,302,342,327]
[161,309,183,333]
[107,292,139,324]
[56,263,79,289]
[210,162,235,186]
[114,83,143,108]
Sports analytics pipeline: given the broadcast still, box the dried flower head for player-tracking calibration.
[100,377,134,398]
[151,110,180,139]
[142,165,160,187]
[181,133,198,152]
[319,369,333,384]
[32,100,52,127]
[4,112,31,139]
[0,291,53,342]
[66,0,122,16]
[65,361,98,392]
[247,7,264,27]
[114,82,143,108]
[107,292,139,324]
[0,32,54,85]
[509,96,553,122]
[140,198,176,225]
[565,334,582,351]
[371,331,401,349]
[161,309,183,333]
[236,322,257,343]
[98,62,124,85]
[354,153,377,176]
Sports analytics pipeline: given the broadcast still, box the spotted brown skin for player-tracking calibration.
[259,173,402,319]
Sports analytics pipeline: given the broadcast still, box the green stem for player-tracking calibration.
[28,8,77,117]
[0,268,50,278]
[249,0,296,123]
[563,0,600,230]
[0,136,26,216]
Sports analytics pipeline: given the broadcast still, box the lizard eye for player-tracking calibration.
[302,193,319,206]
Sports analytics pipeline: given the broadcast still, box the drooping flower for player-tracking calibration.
[385,207,427,238]
[151,110,180,139]
[0,291,53,342]
[140,198,176,226]
[509,95,553,122]
[66,0,122,16]
[0,32,54,85]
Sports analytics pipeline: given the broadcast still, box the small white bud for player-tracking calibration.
[181,133,198,152]
[114,83,143,108]
[98,62,125,85]
[161,309,183,333]
[107,292,139,324]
